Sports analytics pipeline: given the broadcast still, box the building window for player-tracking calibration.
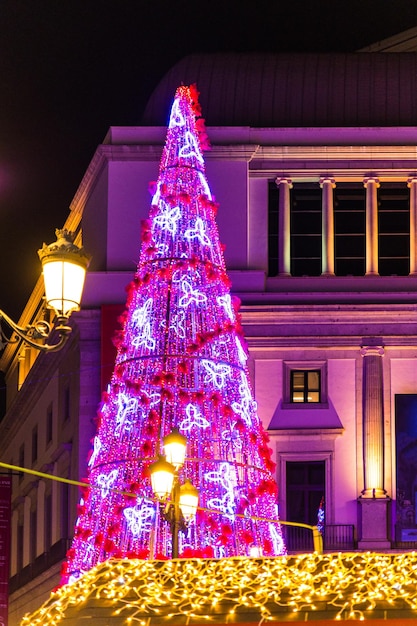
[46,403,53,445]
[268,182,279,276]
[378,185,410,276]
[31,426,38,464]
[290,370,321,403]
[45,493,52,551]
[61,482,70,539]
[334,184,366,276]
[283,361,327,407]
[30,509,37,562]
[18,444,24,482]
[286,460,325,525]
[290,185,322,277]
[63,384,71,422]
[268,182,410,278]
[17,523,24,572]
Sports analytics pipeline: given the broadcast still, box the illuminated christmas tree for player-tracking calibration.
[61,85,285,585]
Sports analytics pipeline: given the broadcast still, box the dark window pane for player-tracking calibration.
[336,211,365,234]
[62,384,71,422]
[379,258,410,276]
[269,211,279,230]
[292,213,321,235]
[377,186,410,276]
[31,509,37,562]
[32,426,38,464]
[46,404,53,444]
[335,234,365,258]
[45,494,52,551]
[291,259,320,276]
[379,211,409,233]
[286,464,305,484]
[268,182,280,276]
[17,524,23,571]
[379,234,409,258]
[334,185,366,277]
[292,235,321,257]
[335,257,365,276]
[309,463,325,485]
[291,186,321,277]
[19,444,24,482]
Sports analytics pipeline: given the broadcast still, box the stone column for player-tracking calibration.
[358,344,391,549]
[408,178,417,275]
[364,177,380,275]
[275,178,292,276]
[320,178,335,275]
[360,345,385,497]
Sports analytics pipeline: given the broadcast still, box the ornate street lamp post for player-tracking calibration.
[0,229,90,352]
[150,430,199,558]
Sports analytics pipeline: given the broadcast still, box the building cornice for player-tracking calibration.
[105,125,417,147]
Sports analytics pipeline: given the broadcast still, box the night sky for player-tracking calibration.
[1,0,417,320]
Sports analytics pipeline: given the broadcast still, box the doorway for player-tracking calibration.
[286,460,325,525]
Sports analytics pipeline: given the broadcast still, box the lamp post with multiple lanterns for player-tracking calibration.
[0,228,90,353]
[150,429,199,559]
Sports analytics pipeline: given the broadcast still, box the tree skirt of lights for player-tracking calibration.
[21,552,417,624]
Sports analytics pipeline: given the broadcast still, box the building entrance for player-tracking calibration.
[286,460,325,526]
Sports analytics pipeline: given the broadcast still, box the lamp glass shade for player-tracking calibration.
[42,259,87,317]
[38,229,90,318]
[179,479,199,522]
[149,457,175,500]
[163,429,187,469]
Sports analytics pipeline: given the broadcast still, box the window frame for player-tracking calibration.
[283,361,328,408]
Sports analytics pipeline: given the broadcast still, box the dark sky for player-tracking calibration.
[1,0,417,320]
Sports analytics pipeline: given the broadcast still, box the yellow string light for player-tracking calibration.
[20,552,417,624]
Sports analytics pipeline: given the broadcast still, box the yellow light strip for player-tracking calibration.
[2,461,320,549]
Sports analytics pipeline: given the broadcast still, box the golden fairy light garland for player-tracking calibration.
[21,552,417,624]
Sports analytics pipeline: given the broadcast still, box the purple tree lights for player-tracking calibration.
[61,85,285,586]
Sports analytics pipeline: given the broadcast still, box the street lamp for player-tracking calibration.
[149,430,199,558]
[0,229,90,353]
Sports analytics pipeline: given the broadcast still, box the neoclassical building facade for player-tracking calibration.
[2,51,417,623]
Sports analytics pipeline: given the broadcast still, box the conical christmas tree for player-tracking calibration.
[61,85,285,585]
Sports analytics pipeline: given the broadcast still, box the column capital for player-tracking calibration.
[275,177,292,189]
[407,177,417,187]
[319,177,336,188]
[363,177,380,188]
[360,345,384,358]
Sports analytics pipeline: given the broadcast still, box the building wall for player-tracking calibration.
[2,123,417,622]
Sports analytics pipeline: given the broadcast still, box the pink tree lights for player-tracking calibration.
[61,85,285,585]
